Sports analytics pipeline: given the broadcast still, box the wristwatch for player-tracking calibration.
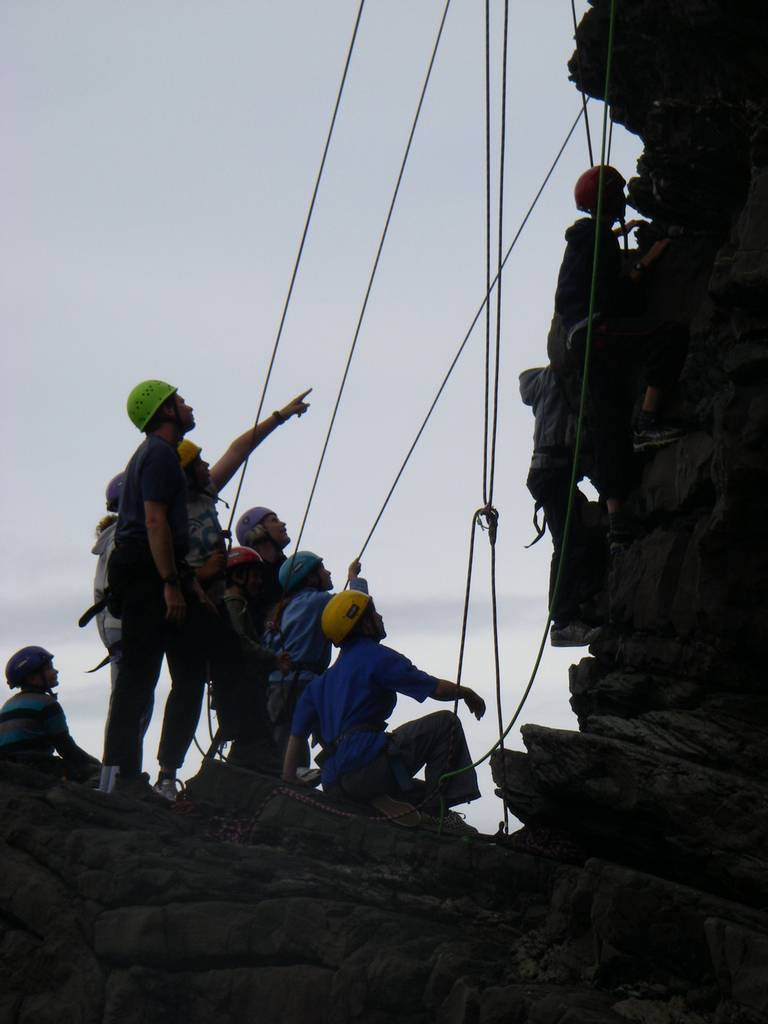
[163,574,180,586]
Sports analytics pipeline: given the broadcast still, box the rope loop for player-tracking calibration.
[476,504,499,546]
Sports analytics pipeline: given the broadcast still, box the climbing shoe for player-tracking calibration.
[633,412,684,452]
[550,620,600,648]
[420,810,479,837]
[111,772,169,805]
[153,776,183,802]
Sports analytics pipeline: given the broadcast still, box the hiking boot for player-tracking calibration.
[420,810,479,837]
[153,776,182,802]
[633,413,684,452]
[550,620,600,648]
[112,772,168,805]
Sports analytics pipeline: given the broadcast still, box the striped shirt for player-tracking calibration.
[0,689,69,756]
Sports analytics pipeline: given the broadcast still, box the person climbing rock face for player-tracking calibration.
[1,647,99,781]
[520,366,605,648]
[550,164,689,547]
[282,590,485,836]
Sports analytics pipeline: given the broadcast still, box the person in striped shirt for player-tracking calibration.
[1,646,99,780]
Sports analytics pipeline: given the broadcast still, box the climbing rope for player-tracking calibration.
[488,0,510,833]
[437,0,619,816]
[288,0,453,564]
[570,0,594,166]
[225,0,367,537]
[355,103,586,564]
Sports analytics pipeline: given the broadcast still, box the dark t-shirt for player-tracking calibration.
[554,218,629,330]
[116,435,189,552]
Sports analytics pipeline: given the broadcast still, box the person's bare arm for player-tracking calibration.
[630,238,671,282]
[432,679,486,720]
[210,389,312,491]
[145,500,186,624]
[282,735,304,783]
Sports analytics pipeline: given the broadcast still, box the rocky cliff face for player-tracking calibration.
[3,4,768,1023]
[492,0,768,1017]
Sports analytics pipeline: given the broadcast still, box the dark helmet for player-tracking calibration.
[5,646,54,689]
[574,165,626,213]
[105,472,126,513]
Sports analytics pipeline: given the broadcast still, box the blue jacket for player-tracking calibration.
[267,578,368,681]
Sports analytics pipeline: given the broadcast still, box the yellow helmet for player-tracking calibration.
[177,440,202,470]
[321,590,371,646]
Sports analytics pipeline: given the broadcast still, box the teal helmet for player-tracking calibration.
[279,551,322,594]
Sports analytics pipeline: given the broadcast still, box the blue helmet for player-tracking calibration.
[279,551,322,594]
[5,646,54,689]
[235,506,275,546]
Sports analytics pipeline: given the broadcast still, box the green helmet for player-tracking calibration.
[127,380,178,431]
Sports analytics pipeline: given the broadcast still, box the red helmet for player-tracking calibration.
[227,546,264,572]
[574,165,626,213]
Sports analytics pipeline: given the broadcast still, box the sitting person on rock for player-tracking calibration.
[265,551,368,769]
[214,546,292,775]
[282,591,486,836]
[550,164,688,546]
[520,365,605,648]
[1,647,99,781]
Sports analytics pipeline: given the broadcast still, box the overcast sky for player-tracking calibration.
[1,1,642,832]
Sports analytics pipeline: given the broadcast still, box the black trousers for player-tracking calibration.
[331,710,480,813]
[578,320,688,501]
[103,544,210,777]
[527,468,604,626]
[200,642,279,774]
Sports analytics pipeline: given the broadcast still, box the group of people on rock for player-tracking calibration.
[2,380,486,836]
[1,165,686,835]
[521,164,688,649]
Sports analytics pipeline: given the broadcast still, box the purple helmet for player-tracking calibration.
[235,506,275,546]
[106,472,126,512]
[5,646,54,689]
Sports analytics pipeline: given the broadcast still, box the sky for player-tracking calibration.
[1,1,642,833]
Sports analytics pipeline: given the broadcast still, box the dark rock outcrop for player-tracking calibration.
[4,758,768,1023]
[492,3,768,1019]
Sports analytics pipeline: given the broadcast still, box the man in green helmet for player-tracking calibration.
[101,379,212,797]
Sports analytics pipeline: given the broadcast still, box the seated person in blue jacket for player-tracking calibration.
[0,646,99,781]
[282,590,486,835]
[265,550,368,766]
